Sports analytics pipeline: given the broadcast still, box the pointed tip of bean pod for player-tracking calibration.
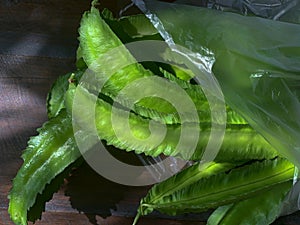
[8,198,28,225]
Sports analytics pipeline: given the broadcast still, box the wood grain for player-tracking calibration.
[1,0,300,224]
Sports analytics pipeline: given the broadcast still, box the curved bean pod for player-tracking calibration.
[134,158,294,224]
[65,83,278,162]
[78,3,227,125]
[8,110,81,225]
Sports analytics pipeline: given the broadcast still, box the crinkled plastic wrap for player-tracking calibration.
[174,0,300,23]
[132,0,300,215]
[207,0,298,19]
[280,0,300,24]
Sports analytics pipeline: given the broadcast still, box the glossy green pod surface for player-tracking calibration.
[8,110,81,225]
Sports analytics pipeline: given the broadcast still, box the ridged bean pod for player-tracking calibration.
[78,3,229,125]
[65,83,278,162]
[8,110,81,225]
[133,158,294,224]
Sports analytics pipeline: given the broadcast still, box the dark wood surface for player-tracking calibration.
[1,1,300,224]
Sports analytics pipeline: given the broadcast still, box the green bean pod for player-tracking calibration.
[133,158,294,224]
[79,4,194,124]
[66,83,278,162]
[207,181,292,225]
[8,110,81,225]
[78,3,230,125]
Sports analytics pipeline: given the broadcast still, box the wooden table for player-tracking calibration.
[1,1,300,224]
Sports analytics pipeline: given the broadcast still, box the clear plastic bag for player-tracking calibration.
[132,0,300,215]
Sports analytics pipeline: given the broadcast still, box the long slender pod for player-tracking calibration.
[66,83,278,162]
[78,2,222,124]
[133,158,294,224]
[207,181,292,225]
[78,3,187,124]
[131,161,237,225]
[8,110,81,225]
